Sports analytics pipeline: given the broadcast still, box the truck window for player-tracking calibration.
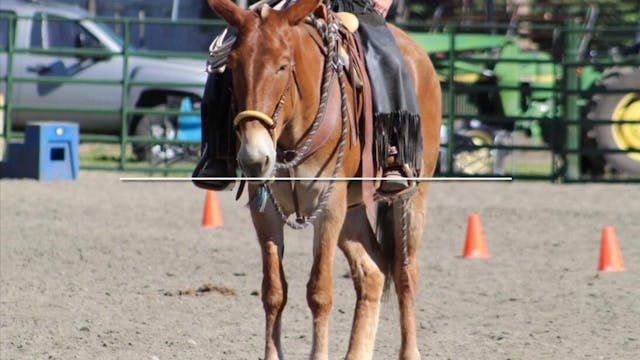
[0,11,14,50]
[30,13,102,50]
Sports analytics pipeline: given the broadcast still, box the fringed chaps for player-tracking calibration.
[374,111,423,173]
[356,11,423,174]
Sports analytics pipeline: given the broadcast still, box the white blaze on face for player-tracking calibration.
[237,125,276,179]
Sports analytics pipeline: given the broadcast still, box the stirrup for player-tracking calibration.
[380,169,409,193]
[192,157,236,191]
[379,163,416,195]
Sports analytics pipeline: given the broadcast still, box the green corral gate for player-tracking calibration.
[1,13,639,181]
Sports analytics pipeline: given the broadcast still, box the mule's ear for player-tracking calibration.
[284,0,321,25]
[207,0,249,28]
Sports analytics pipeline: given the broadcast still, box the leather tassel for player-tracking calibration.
[248,184,269,212]
[374,111,422,173]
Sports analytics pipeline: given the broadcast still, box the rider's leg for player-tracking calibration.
[192,68,237,191]
[331,0,423,193]
[357,17,423,193]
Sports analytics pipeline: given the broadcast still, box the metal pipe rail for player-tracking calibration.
[1,14,639,181]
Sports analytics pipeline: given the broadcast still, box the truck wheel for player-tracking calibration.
[133,104,179,163]
[588,67,640,173]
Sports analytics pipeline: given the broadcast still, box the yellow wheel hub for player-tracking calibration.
[612,93,640,161]
[455,130,494,174]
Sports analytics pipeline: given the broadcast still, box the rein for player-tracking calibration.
[274,21,341,171]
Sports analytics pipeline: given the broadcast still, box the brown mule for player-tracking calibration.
[203,0,441,359]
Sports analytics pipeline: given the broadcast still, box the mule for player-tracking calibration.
[200,0,441,358]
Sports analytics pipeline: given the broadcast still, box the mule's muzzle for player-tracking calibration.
[237,154,272,181]
[236,119,277,182]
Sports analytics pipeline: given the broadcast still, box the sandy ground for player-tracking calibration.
[1,173,639,359]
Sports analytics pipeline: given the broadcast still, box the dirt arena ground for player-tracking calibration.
[1,172,638,359]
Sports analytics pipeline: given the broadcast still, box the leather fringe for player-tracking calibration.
[374,111,423,173]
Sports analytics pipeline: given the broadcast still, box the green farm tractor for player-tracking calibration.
[412,31,557,174]
[584,64,640,174]
[409,3,640,177]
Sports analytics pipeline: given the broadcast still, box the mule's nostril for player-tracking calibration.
[237,132,275,178]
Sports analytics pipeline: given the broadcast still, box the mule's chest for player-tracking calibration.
[268,169,327,217]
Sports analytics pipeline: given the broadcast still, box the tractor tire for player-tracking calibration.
[453,129,495,175]
[587,66,640,173]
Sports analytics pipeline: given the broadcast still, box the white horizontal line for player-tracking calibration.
[119,176,513,182]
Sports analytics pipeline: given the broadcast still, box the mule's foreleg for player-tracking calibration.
[338,206,386,360]
[307,185,347,360]
[392,187,428,360]
[250,199,286,360]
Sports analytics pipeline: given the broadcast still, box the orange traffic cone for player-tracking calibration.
[463,213,490,258]
[598,226,625,272]
[202,191,223,228]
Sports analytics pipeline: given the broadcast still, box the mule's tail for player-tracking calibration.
[376,200,396,295]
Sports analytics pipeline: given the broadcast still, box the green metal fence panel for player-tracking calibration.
[0,14,217,174]
[409,19,639,182]
[1,14,639,181]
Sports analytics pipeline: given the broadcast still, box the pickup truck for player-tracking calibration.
[0,0,208,161]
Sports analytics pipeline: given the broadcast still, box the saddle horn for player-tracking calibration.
[207,0,251,28]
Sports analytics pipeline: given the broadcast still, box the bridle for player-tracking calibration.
[233,13,350,229]
[232,60,296,146]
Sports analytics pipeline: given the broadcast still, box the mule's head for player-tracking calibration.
[207,0,321,180]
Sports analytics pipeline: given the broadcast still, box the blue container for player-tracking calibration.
[177,97,201,141]
[2,122,79,180]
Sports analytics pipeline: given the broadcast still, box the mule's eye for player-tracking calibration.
[276,64,288,74]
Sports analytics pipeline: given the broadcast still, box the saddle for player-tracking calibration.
[310,3,377,208]
[312,4,376,157]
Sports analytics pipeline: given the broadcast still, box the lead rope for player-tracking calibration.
[399,195,416,299]
[260,15,348,229]
[390,186,418,267]
[400,197,409,266]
